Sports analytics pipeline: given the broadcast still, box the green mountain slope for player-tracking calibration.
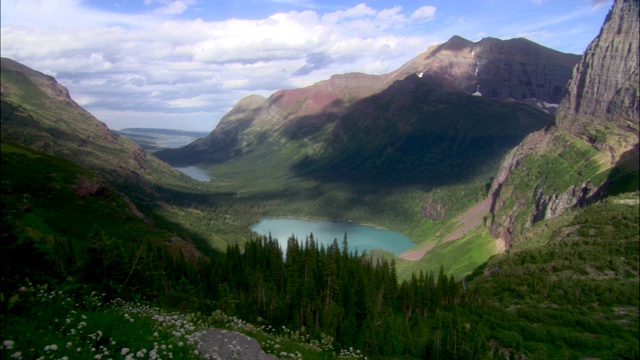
[0,143,207,297]
[290,74,553,186]
[471,193,639,358]
[0,58,189,199]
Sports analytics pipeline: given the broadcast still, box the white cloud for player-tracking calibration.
[321,3,376,23]
[375,6,408,28]
[411,6,436,21]
[0,2,479,131]
[589,0,611,9]
[154,1,192,15]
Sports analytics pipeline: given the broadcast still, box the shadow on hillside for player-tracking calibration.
[589,143,640,201]
[284,74,554,189]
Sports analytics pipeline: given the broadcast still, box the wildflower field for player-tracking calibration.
[1,282,368,360]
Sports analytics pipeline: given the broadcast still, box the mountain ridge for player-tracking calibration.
[156,34,577,167]
[0,57,193,199]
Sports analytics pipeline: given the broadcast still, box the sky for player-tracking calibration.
[1,0,612,131]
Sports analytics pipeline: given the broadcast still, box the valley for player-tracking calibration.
[115,128,209,153]
[1,0,639,359]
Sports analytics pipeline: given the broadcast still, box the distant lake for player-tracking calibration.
[250,218,414,255]
[174,165,211,181]
[157,137,196,148]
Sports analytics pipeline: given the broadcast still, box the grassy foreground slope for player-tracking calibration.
[468,192,639,359]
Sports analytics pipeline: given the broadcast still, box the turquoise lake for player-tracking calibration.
[250,218,415,255]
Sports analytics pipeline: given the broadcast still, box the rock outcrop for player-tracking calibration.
[558,0,639,135]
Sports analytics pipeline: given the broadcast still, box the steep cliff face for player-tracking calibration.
[558,0,639,135]
[488,0,640,245]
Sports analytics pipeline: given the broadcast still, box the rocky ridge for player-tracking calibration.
[393,35,580,105]
[558,0,639,135]
[0,57,187,195]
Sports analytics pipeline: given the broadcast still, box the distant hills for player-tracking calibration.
[115,128,209,152]
[117,128,210,138]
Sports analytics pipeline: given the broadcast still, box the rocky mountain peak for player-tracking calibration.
[393,35,580,106]
[557,0,639,136]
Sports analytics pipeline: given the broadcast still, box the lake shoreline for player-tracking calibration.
[250,217,415,255]
[254,215,397,233]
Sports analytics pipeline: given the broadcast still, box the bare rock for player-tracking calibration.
[557,0,640,136]
[197,328,277,360]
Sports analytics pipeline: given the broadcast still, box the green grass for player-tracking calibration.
[493,131,624,239]
[0,66,49,109]
[1,286,203,360]
[1,143,45,158]
[397,227,501,281]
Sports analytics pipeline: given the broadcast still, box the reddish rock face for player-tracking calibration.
[264,36,579,122]
[267,72,390,119]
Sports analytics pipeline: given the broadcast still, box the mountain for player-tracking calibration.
[1,2,638,358]
[155,35,579,185]
[0,57,194,197]
[488,0,639,244]
[392,35,580,105]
